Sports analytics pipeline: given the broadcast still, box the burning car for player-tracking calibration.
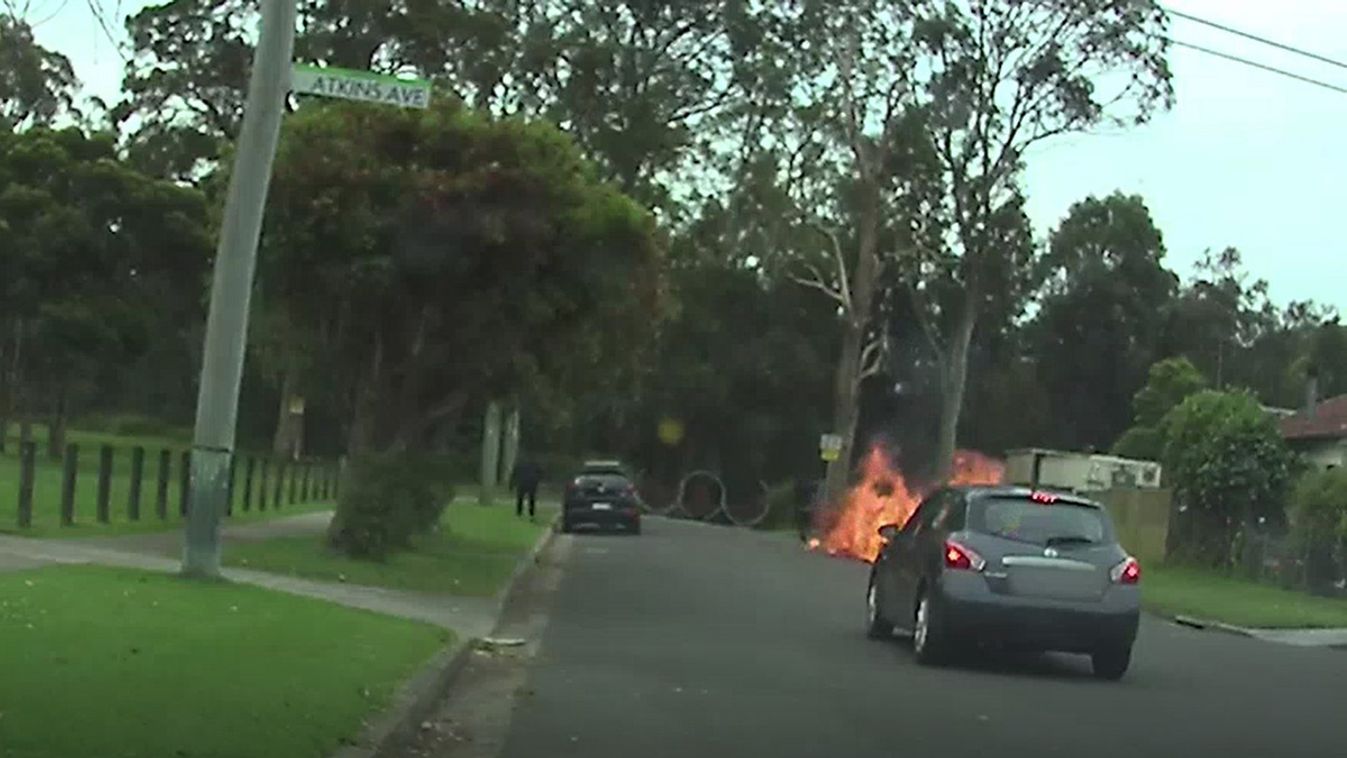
[864,486,1141,680]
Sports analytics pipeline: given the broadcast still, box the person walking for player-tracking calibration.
[510,457,543,520]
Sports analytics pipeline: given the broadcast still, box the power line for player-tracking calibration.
[1166,7,1347,72]
[1171,39,1347,96]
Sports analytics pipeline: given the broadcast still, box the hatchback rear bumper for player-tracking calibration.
[563,504,640,529]
[938,575,1139,653]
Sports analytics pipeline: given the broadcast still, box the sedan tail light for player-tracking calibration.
[1110,556,1141,585]
[943,540,986,572]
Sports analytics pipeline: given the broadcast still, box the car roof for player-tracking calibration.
[578,462,628,475]
[947,484,1103,509]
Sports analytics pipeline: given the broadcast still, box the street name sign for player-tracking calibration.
[291,64,431,109]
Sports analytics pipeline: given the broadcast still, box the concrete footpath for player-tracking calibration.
[0,512,499,638]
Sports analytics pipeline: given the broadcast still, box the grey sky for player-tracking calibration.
[26,0,1347,311]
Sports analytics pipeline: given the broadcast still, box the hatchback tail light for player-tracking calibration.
[943,540,986,572]
[1110,556,1141,585]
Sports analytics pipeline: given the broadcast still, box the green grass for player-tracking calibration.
[0,564,450,758]
[0,423,339,537]
[1145,565,1347,629]
[226,500,553,596]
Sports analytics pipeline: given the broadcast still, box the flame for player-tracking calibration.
[810,445,1004,563]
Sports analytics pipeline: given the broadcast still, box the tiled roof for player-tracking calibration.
[1279,395,1347,441]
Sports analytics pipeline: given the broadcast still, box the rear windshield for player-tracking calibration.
[970,497,1112,546]
[577,474,631,488]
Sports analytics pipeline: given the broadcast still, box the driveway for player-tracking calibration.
[407,517,1347,758]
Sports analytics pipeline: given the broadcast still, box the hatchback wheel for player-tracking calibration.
[1091,647,1131,681]
[912,589,948,665]
[865,574,894,639]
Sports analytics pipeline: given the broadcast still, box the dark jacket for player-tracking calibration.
[511,460,542,491]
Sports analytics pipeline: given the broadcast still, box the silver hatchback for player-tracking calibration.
[866,486,1141,680]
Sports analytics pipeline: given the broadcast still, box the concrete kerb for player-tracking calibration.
[331,514,560,758]
[1170,613,1347,648]
[1172,614,1255,638]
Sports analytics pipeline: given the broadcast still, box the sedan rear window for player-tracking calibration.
[970,497,1111,546]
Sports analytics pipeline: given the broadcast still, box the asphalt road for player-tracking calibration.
[413,517,1347,758]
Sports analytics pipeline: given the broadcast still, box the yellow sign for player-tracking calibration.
[821,448,840,462]
[657,418,685,446]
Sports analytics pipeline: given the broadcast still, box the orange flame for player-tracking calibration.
[810,445,1004,563]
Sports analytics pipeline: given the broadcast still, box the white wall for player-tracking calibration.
[1299,440,1347,470]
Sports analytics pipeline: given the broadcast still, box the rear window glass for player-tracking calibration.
[577,474,631,488]
[970,497,1112,545]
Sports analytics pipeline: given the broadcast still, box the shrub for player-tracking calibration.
[1110,425,1163,461]
[1290,467,1347,590]
[1161,390,1294,567]
[326,454,456,560]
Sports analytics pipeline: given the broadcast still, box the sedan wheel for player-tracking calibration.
[912,590,947,665]
[865,576,894,639]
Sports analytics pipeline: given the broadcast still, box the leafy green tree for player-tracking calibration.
[261,101,665,454]
[1112,356,1207,459]
[117,0,503,179]
[0,13,79,131]
[1134,357,1208,428]
[1163,248,1279,392]
[0,127,212,446]
[1161,390,1294,567]
[895,1,1173,477]
[1028,198,1178,455]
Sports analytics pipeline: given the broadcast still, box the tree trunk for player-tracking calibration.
[500,406,521,488]
[821,193,882,505]
[934,291,977,482]
[272,364,305,460]
[345,334,384,456]
[479,401,503,505]
[823,324,864,503]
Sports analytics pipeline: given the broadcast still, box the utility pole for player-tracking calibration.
[182,0,297,578]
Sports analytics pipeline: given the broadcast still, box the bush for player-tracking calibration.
[1110,425,1163,460]
[756,481,798,531]
[1290,467,1347,591]
[326,454,456,560]
[1161,390,1294,567]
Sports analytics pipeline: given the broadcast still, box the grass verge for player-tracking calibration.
[226,500,553,596]
[0,564,450,758]
[1145,565,1347,629]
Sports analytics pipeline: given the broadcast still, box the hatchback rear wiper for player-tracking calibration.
[1044,535,1098,547]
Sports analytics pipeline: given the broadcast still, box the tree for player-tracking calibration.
[117,0,503,179]
[899,1,1173,476]
[498,1,748,208]
[1112,356,1206,460]
[1162,247,1279,392]
[727,0,938,502]
[1029,193,1178,452]
[261,100,665,454]
[1161,390,1294,568]
[0,13,79,131]
[0,127,212,445]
